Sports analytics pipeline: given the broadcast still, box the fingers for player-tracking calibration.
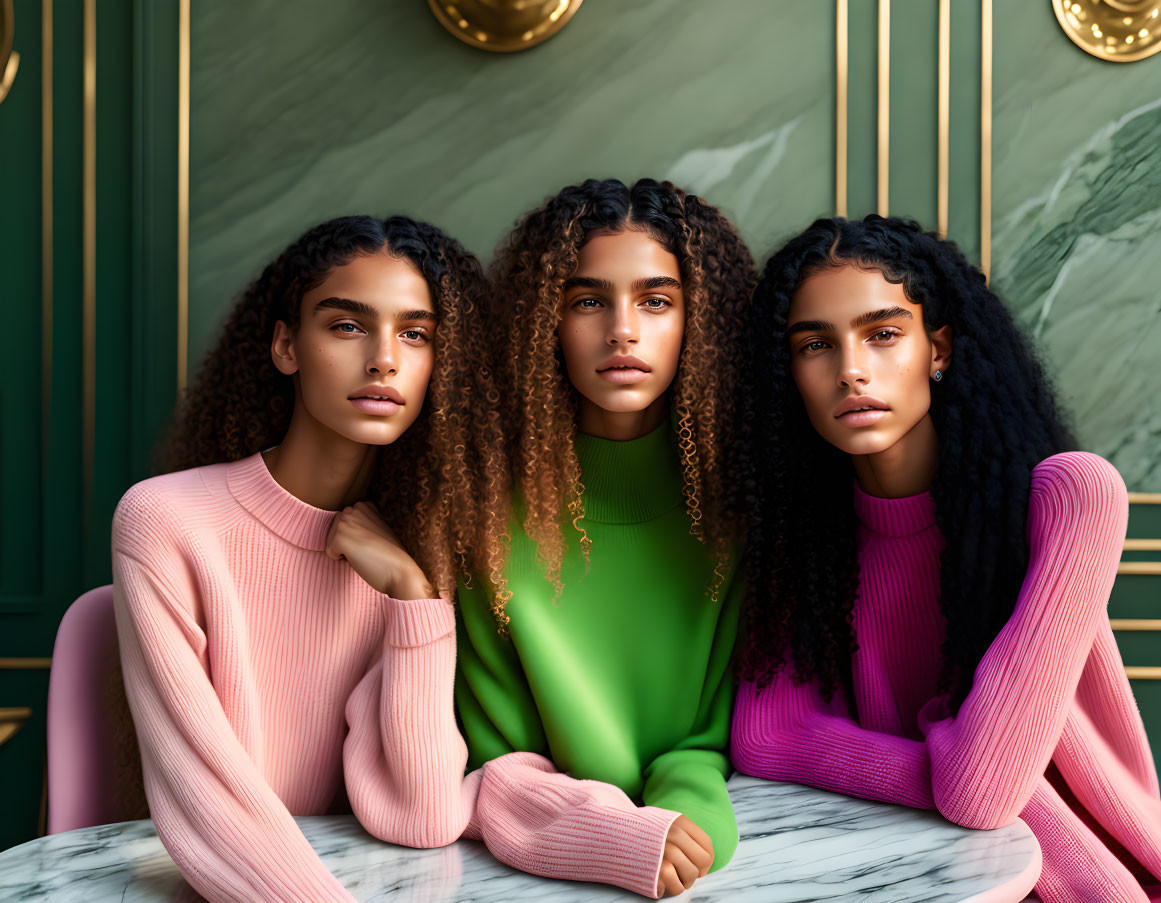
[668,825,713,878]
[657,861,684,897]
[672,816,714,874]
[323,509,345,561]
[664,842,698,891]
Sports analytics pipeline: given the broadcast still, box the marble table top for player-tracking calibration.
[0,774,1041,902]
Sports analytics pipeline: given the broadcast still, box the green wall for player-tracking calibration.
[1,0,1158,854]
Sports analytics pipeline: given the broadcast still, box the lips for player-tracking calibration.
[349,384,404,416]
[833,395,889,427]
[597,355,652,386]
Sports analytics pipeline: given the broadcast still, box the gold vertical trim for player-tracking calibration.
[177,0,189,393]
[937,0,950,237]
[42,0,52,454]
[835,0,848,217]
[876,0,889,216]
[980,0,992,280]
[83,0,95,516]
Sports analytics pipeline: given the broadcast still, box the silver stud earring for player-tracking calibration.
[933,369,944,382]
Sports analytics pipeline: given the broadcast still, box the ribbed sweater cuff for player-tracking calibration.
[615,805,683,898]
[383,596,455,647]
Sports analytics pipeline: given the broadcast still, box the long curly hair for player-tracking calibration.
[480,178,757,627]
[165,214,503,596]
[738,215,1075,708]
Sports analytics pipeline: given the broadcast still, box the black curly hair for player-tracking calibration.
[737,215,1075,708]
[164,214,501,596]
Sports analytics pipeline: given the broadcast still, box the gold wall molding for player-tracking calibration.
[1119,561,1161,576]
[0,0,18,106]
[427,0,584,53]
[83,0,95,522]
[1130,492,1161,504]
[0,707,32,747]
[1126,667,1161,680]
[937,0,950,236]
[0,658,52,669]
[42,0,52,460]
[1126,539,1161,552]
[1052,1,1161,62]
[876,0,890,216]
[178,0,189,393]
[980,0,992,281]
[835,0,848,217]
[1111,619,1161,631]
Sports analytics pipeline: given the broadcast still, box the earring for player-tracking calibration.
[933,369,944,382]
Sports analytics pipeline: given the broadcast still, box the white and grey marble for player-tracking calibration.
[0,775,1039,902]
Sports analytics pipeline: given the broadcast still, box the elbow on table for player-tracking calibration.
[729,720,801,780]
[933,784,1020,831]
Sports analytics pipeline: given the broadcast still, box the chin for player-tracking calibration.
[821,430,899,457]
[583,390,660,415]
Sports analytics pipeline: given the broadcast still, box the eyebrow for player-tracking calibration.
[313,297,438,322]
[787,306,913,334]
[562,275,682,292]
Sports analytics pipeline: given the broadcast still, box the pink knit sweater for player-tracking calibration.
[732,452,1161,903]
[112,453,679,903]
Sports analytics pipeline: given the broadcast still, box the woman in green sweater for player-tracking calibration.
[457,178,756,895]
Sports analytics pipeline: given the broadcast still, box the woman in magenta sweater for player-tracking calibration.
[113,215,680,902]
[730,215,1161,902]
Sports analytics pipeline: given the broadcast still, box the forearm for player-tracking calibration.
[732,679,934,810]
[467,751,680,899]
[344,595,472,848]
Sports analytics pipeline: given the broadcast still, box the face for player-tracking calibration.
[557,229,685,423]
[271,252,438,446]
[787,264,951,457]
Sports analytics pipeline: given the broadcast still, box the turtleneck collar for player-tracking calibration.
[226,453,336,551]
[852,479,937,537]
[573,423,684,524]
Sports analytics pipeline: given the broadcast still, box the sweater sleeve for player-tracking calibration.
[454,579,548,769]
[349,585,680,898]
[921,452,1129,830]
[730,668,935,809]
[111,486,356,903]
[639,573,742,872]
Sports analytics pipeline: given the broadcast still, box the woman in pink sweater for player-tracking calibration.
[730,215,1161,902]
[113,215,680,902]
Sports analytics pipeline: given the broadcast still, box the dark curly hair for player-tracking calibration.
[738,215,1075,708]
[164,214,502,596]
[479,178,758,626]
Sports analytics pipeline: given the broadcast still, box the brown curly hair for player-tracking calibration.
[479,178,758,626]
[164,214,503,596]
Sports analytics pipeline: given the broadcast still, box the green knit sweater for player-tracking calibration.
[455,424,741,870]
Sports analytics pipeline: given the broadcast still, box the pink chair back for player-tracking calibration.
[47,585,145,832]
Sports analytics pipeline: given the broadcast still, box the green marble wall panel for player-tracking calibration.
[189,0,836,367]
[992,4,1161,491]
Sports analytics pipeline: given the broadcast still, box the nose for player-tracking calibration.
[367,332,398,376]
[837,342,869,389]
[607,300,638,346]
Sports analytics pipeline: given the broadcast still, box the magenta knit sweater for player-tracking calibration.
[112,454,679,903]
[732,452,1161,903]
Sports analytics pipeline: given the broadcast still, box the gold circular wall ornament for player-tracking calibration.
[427,0,584,53]
[0,0,20,107]
[1052,0,1161,62]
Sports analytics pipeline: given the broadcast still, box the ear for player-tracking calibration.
[271,320,298,375]
[929,324,952,378]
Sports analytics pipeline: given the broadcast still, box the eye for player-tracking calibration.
[801,339,830,354]
[870,329,899,342]
[641,298,671,310]
[331,322,364,335]
[573,297,603,310]
[400,329,429,344]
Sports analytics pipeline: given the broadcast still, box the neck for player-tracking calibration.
[852,412,938,499]
[576,394,668,441]
[262,400,379,510]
